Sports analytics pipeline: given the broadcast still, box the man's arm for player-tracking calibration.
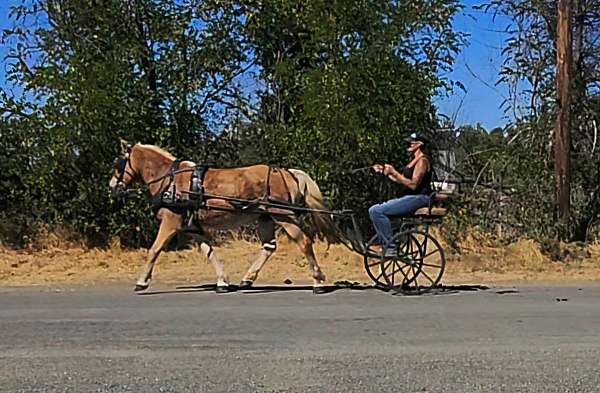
[385,158,428,190]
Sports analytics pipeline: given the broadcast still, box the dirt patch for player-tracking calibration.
[1,237,600,287]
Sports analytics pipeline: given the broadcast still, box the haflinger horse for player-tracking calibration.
[108,140,338,294]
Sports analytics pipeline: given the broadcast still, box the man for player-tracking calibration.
[368,133,433,257]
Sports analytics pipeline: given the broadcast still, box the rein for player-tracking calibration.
[146,161,193,186]
[348,166,373,174]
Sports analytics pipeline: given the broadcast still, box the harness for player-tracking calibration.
[114,149,302,218]
[149,161,208,215]
[149,159,182,208]
[190,165,207,201]
[264,166,294,205]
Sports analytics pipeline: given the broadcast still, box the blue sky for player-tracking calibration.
[0,0,512,130]
[434,0,515,130]
[0,1,12,80]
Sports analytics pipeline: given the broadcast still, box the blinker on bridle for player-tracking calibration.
[113,151,136,187]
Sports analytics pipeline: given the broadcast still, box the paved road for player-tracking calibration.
[1,284,599,393]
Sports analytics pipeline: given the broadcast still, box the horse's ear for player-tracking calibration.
[120,139,132,153]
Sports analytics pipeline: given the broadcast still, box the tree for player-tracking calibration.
[480,0,600,240]
[1,0,253,246]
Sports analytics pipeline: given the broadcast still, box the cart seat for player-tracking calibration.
[432,192,453,202]
[414,206,447,217]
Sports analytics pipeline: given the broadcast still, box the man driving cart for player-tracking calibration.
[368,133,433,258]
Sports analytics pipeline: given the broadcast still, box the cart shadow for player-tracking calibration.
[391,284,490,297]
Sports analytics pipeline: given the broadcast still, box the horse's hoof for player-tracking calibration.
[215,285,231,294]
[134,284,148,292]
[313,286,328,295]
[239,280,253,290]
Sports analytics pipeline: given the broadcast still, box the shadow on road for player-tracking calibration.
[137,282,379,296]
[391,284,490,297]
[234,281,380,295]
[136,283,490,296]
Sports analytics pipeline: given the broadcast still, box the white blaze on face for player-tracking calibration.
[109,175,118,189]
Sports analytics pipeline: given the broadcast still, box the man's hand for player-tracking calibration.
[372,164,384,173]
[383,164,397,176]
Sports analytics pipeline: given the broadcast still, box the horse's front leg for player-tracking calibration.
[239,215,277,289]
[135,209,182,291]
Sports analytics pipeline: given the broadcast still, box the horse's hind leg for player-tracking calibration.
[239,215,277,289]
[197,241,231,293]
[135,209,182,291]
[276,219,327,294]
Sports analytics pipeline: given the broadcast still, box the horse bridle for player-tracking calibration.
[112,146,183,197]
[113,149,137,191]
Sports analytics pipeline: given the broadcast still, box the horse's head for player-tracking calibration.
[109,139,136,196]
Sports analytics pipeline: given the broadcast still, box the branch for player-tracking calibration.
[211,95,256,121]
[592,119,598,154]
[197,61,256,114]
[464,62,507,100]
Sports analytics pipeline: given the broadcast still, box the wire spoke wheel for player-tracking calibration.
[378,230,422,292]
[363,234,390,288]
[382,229,445,294]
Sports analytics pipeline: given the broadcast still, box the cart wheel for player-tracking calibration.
[363,235,390,288]
[382,229,445,294]
[378,230,422,291]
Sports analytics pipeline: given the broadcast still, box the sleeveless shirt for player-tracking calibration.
[401,156,432,195]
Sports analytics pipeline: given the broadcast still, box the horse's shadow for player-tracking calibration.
[136,282,490,296]
[136,282,373,296]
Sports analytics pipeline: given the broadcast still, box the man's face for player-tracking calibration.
[407,141,422,152]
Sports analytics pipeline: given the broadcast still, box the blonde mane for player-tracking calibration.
[137,144,176,160]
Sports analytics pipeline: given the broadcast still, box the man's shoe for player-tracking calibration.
[381,248,398,258]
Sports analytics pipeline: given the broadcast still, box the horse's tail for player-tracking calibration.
[288,168,338,245]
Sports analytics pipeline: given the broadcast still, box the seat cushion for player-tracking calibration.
[432,192,453,202]
[414,207,447,216]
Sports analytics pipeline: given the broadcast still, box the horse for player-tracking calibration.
[108,141,338,294]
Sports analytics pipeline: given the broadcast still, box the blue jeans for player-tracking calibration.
[368,194,431,251]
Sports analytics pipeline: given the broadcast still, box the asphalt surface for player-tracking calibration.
[1,283,599,393]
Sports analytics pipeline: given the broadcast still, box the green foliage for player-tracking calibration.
[244,0,465,215]
[450,121,559,241]
[1,0,252,247]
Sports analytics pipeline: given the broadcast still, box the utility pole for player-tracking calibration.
[555,0,572,223]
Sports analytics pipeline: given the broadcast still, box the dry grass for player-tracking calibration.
[1,235,600,287]
[446,238,600,284]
